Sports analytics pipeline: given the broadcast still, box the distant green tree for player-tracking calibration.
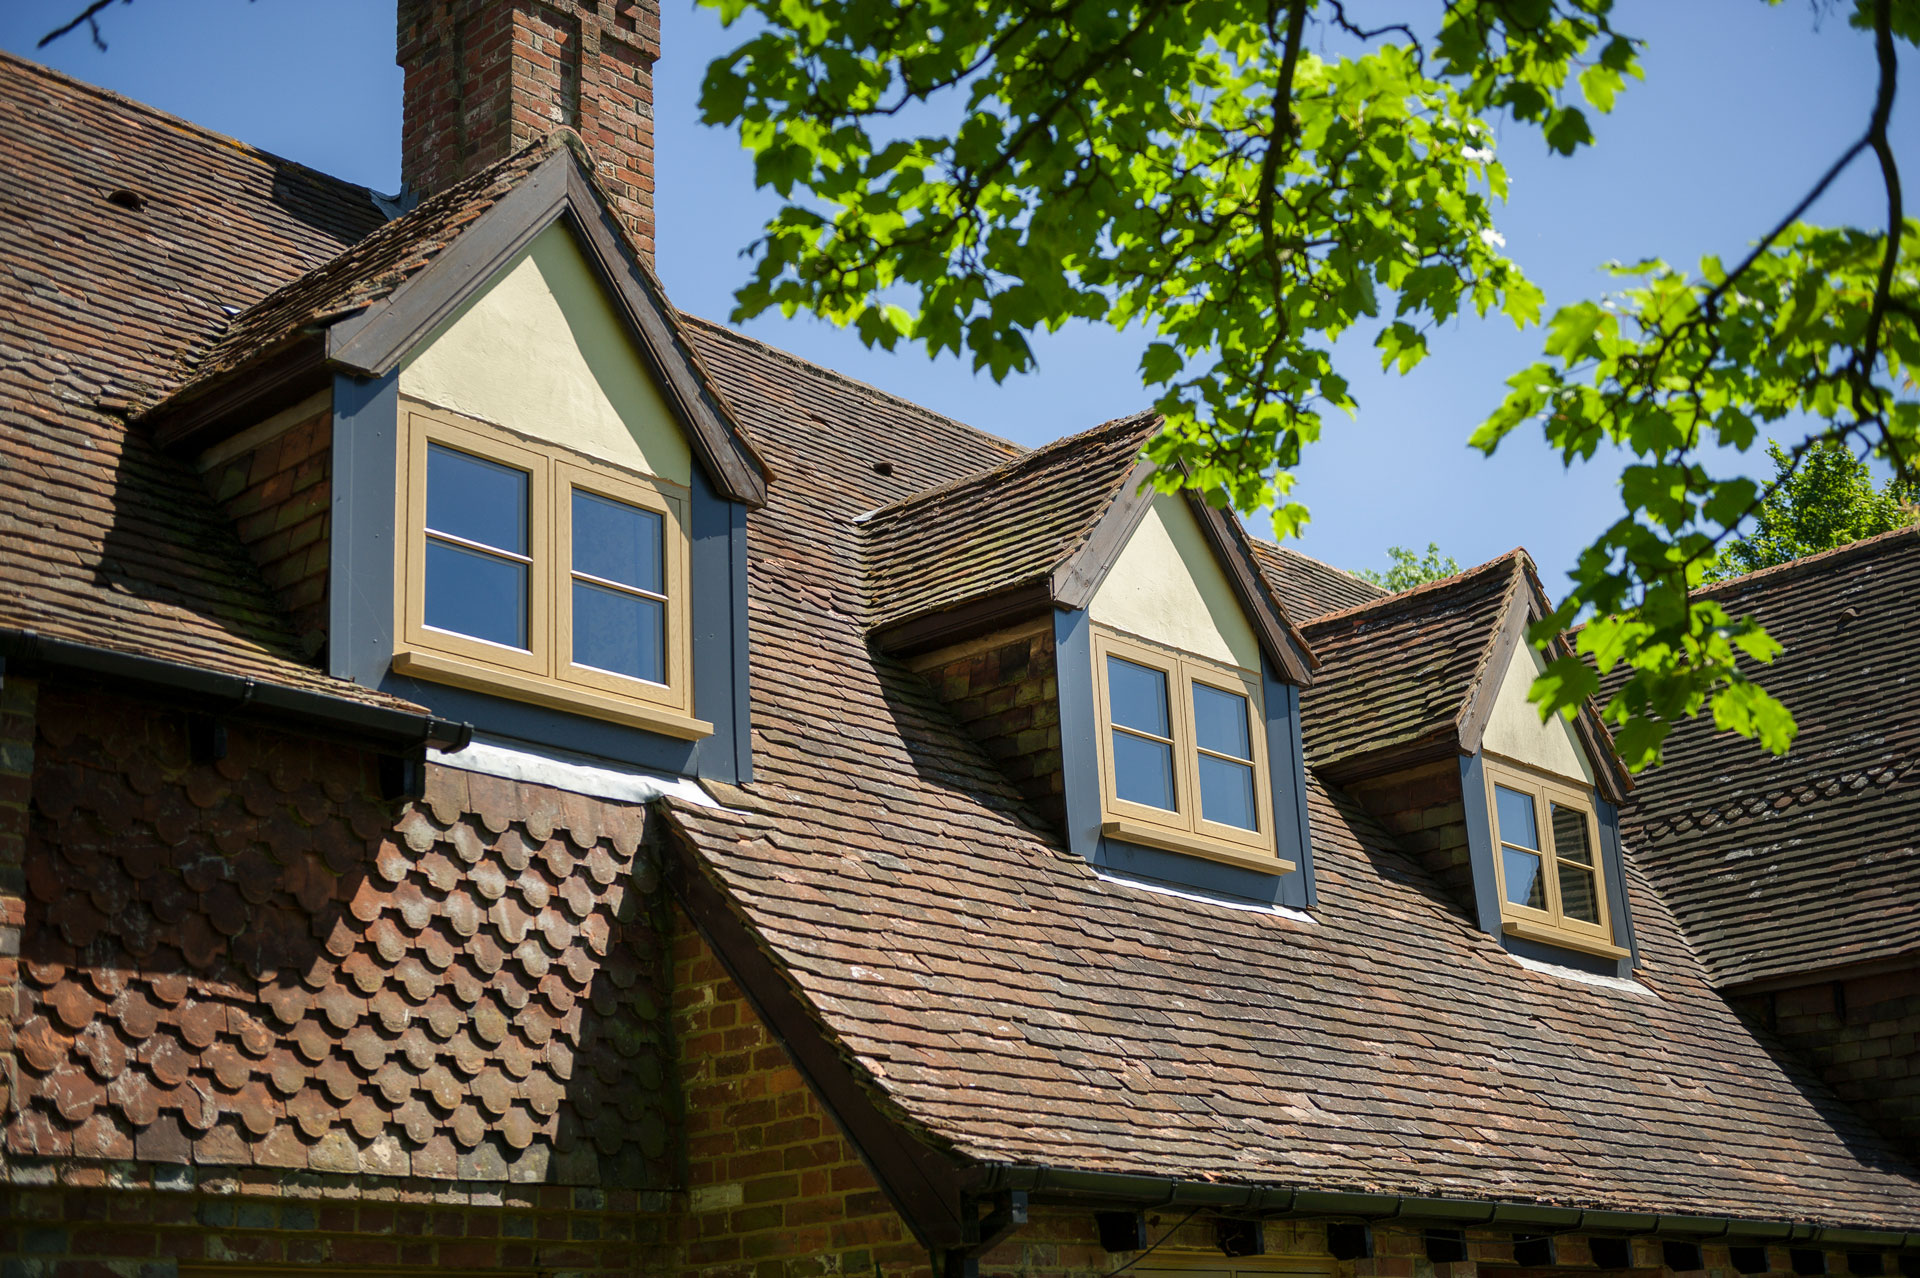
[1354,543,1461,592]
[1707,437,1920,580]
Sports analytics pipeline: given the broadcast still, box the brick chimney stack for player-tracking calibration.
[397,0,660,260]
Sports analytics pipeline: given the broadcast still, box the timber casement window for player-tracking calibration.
[1092,627,1292,873]
[1484,758,1623,958]
[394,407,708,739]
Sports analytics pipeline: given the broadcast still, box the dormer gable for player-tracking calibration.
[144,135,763,784]
[1303,551,1637,975]
[861,415,1318,908]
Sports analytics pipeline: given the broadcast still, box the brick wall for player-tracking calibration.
[914,623,1064,831]
[1345,759,1473,917]
[199,399,332,660]
[671,905,927,1278]
[1734,965,1920,1158]
[397,0,660,257]
[0,1165,668,1275]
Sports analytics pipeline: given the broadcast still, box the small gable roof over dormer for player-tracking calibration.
[141,133,766,506]
[858,413,1315,682]
[1303,551,1629,802]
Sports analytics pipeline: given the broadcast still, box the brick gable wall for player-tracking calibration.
[671,906,927,1278]
[199,399,332,661]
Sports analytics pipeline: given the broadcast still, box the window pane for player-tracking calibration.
[426,444,528,554]
[1112,731,1176,811]
[1107,657,1170,738]
[573,580,665,683]
[424,540,527,648]
[1502,846,1547,911]
[573,490,662,594]
[1494,785,1538,850]
[1550,803,1595,866]
[1192,683,1252,761]
[1197,754,1257,830]
[1558,860,1602,924]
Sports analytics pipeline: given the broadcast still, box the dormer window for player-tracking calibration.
[1092,627,1292,873]
[1485,760,1622,958]
[393,406,709,739]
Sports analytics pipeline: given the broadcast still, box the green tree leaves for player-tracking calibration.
[699,0,1629,535]
[1709,436,1920,578]
[701,0,1918,773]
[1490,219,1920,768]
[1353,542,1462,591]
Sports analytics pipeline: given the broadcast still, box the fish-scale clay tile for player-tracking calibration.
[12,687,675,1186]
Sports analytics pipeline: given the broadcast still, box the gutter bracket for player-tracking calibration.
[943,1190,1030,1278]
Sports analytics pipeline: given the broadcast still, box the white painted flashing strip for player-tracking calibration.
[428,733,719,808]
[1094,869,1316,923]
[1511,952,1657,998]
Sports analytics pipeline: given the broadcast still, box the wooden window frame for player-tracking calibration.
[394,404,710,740]
[1483,756,1624,958]
[1092,626,1293,875]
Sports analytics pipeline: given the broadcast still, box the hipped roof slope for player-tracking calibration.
[1611,526,1920,989]
[0,52,416,711]
[671,316,1920,1231]
[1251,541,1388,622]
[1300,553,1522,777]
[858,411,1159,632]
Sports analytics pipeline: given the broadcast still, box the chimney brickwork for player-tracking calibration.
[397,0,660,259]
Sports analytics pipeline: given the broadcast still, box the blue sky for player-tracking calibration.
[4,0,1912,589]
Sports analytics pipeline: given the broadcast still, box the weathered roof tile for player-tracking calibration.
[1610,527,1920,987]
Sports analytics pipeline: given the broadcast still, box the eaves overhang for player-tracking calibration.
[0,627,472,753]
[968,1163,1920,1252]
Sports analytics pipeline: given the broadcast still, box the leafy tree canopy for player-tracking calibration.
[692,0,1916,770]
[1354,543,1462,592]
[1707,437,1920,580]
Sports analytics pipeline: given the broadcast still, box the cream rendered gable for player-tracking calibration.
[1481,640,1595,784]
[399,221,692,487]
[1088,492,1263,673]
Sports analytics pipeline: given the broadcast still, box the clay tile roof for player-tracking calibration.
[1609,526,1920,989]
[0,52,417,711]
[1251,541,1388,622]
[153,135,558,408]
[1299,552,1522,776]
[665,312,1920,1230]
[857,411,1159,631]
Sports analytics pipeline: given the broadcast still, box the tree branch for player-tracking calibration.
[40,0,124,50]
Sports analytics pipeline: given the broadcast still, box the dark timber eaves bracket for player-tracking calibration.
[942,1190,1031,1278]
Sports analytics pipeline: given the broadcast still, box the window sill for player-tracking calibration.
[1501,918,1628,960]
[1101,819,1296,876]
[393,648,714,741]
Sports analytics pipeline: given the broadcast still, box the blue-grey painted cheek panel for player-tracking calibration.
[1596,798,1638,970]
[1265,661,1315,911]
[336,375,752,782]
[686,465,750,785]
[1054,609,1103,865]
[330,373,400,689]
[1459,755,1505,938]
